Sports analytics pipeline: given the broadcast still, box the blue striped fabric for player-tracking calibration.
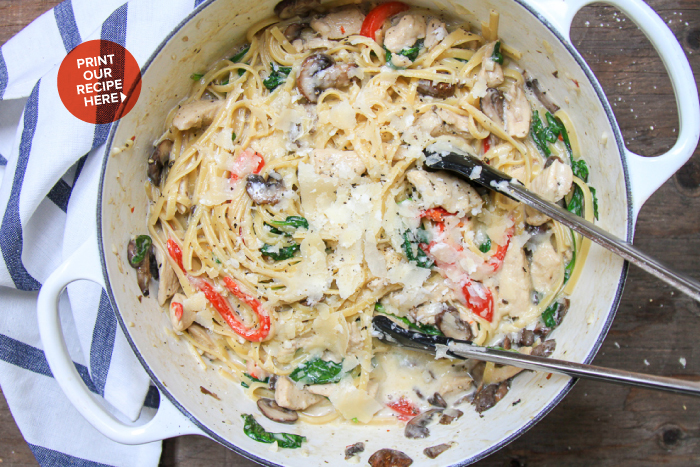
[54,0,82,53]
[29,444,112,467]
[89,291,117,396]
[0,81,43,291]
[0,1,205,464]
[0,49,7,100]
[0,333,98,394]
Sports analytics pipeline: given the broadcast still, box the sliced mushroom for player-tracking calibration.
[149,245,159,280]
[127,237,152,297]
[427,392,447,408]
[480,88,504,125]
[170,293,195,333]
[435,306,473,341]
[473,381,509,413]
[525,73,560,114]
[424,443,452,459]
[344,442,365,460]
[297,53,355,103]
[245,174,284,205]
[136,259,151,297]
[438,408,463,425]
[417,79,455,98]
[274,0,319,19]
[147,140,173,186]
[257,398,298,424]
[404,408,442,439]
[284,22,305,42]
[369,449,413,467]
[520,329,535,346]
[531,339,557,357]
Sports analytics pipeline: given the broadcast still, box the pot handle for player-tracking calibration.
[37,237,204,444]
[525,0,700,219]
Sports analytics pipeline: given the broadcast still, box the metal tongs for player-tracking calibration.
[423,145,700,302]
[373,316,700,397]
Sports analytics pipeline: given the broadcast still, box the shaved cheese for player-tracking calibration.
[277,231,330,302]
[328,378,383,423]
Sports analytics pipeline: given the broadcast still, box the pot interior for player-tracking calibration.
[98,0,630,464]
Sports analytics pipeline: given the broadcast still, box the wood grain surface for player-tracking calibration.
[1,0,699,466]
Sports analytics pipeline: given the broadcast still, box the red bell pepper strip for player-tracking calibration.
[230,148,265,181]
[462,279,494,322]
[485,227,513,272]
[171,301,184,321]
[360,2,409,41]
[483,138,491,154]
[167,239,185,272]
[387,396,419,421]
[420,207,452,223]
[167,238,270,341]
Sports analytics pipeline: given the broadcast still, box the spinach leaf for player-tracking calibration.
[563,231,576,283]
[590,187,599,221]
[230,44,250,77]
[261,243,300,261]
[541,302,558,328]
[241,414,306,448]
[375,303,443,336]
[290,358,344,385]
[241,372,269,388]
[567,159,589,218]
[263,63,292,91]
[190,73,204,81]
[398,38,424,61]
[401,230,434,269]
[129,235,152,267]
[384,39,424,69]
[479,236,492,254]
[530,111,551,157]
[270,216,309,233]
[232,132,236,142]
[492,41,504,64]
[230,45,250,63]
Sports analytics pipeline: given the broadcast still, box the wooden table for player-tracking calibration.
[1,0,699,465]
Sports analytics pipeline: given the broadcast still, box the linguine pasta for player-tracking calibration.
[137,1,597,429]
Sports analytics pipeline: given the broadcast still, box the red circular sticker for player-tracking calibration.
[57,40,142,124]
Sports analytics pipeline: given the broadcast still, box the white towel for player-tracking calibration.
[0,1,208,465]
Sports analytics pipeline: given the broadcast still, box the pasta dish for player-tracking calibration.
[126,0,598,451]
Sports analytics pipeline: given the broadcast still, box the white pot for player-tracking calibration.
[37,0,699,465]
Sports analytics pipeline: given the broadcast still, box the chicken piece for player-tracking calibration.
[172,100,223,131]
[406,170,483,217]
[169,293,197,333]
[312,148,366,180]
[154,243,179,306]
[424,18,447,50]
[497,244,532,319]
[438,374,473,396]
[504,82,531,138]
[383,14,427,53]
[530,238,562,294]
[526,160,573,226]
[274,376,323,410]
[310,7,364,39]
[478,42,504,88]
[433,108,472,138]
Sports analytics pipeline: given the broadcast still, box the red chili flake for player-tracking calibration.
[130,206,135,213]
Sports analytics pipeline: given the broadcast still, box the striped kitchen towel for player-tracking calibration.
[0,0,209,465]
